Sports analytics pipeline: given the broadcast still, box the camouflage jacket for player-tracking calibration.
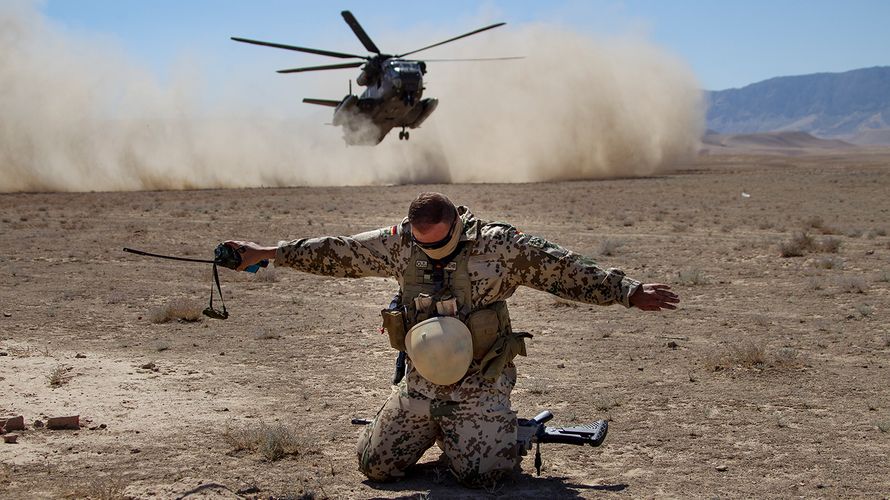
[276,206,641,400]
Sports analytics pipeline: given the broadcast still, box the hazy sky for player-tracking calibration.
[41,0,890,91]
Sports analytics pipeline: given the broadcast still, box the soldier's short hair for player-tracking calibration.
[408,192,456,229]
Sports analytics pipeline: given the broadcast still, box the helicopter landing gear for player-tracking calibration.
[398,128,410,141]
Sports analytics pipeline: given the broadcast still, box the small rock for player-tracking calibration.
[99,423,107,429]
[1,416,24,431]
[140,362,156,370]
[46,415,80,430]
[74,353,86,359]
[556,363,565,369]
[3,434,18,444]
[716,465,728,472]
[131,448,141,454]
[33,419,44,428]
[666,341,679,349]
[3,313,11,317]
[0,352,7,356]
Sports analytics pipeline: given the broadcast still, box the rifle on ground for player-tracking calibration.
[122,244,269,319]
[351,409,608,476]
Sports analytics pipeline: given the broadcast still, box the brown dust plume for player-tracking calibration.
[0,4,703,192]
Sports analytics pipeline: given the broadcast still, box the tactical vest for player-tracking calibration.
[381,217,531,382]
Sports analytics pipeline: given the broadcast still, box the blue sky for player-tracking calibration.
[41,0,890,90]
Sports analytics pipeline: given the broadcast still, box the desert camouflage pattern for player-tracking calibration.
[277,206,640,483]
[357,365,519,487]
[276,206,640,309]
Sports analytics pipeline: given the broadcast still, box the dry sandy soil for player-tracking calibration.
[2,151,890,499]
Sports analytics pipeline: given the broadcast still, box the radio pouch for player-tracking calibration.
[467,308,500,360]
[381,309,407,351]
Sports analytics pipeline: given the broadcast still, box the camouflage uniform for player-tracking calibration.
[276,206,640,486]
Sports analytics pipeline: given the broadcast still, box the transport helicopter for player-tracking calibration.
[232,11,516,145]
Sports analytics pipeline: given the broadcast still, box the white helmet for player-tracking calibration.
[405,316,472,385]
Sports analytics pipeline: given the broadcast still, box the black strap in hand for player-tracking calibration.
[203,263,229,320]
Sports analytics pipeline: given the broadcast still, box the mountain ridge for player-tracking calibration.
[706,66,890,144]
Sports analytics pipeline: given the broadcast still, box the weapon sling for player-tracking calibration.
[123,247,229,320]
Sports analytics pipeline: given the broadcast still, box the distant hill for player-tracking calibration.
[706,66,890,145]
[701,131,856,155]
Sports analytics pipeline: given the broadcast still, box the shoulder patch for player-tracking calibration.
[379,225,399,238]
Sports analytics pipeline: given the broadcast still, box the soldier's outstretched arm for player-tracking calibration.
[271,227,404,278]
[494,227,645,307]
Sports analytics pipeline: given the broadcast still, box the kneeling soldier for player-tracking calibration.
[226,192,678,487]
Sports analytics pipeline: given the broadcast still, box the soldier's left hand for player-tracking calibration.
[629,283,679,311]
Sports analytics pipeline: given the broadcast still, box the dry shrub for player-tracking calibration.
[148,298,204,323]
[598,239,624,256]
[772,348,803,369]
[707,343,806,372]
[817,236,842,253]
[837,276,868,294]
[728,342,766,368]
[68,476,129,500]
[47,365,72,387]
[780,232,815,257]
[803,216,840,235]
[855,303,874,318]
[253,267,278,283]
[677,268,708,285]
[224,423,305,461]
[813,256,843,270]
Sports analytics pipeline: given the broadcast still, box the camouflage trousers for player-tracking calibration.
[356,369,518,487]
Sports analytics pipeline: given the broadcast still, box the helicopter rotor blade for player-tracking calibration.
[231,37,367,60]
[413,56,525,62]
[341,11,381,54]
[396,22,506,58]
[278,61,365,74]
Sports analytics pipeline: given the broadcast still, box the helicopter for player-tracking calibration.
[232,11,515,145]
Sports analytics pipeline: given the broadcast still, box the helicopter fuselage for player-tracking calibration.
[331,58,438,145]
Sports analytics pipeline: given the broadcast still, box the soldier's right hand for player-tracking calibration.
[223,240,277,271]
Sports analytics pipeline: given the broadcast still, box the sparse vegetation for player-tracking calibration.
[594,395,621,412]
[706,342,804,372]
[677,268,708,285]
[813,255,844,269]
[253,267,278,283]
[598,239,624,256]
[147,298,204,324]
[818,236,842,253]
[224,423,305,461]
[855,303,874,318]
[47,365,72,387]
[69,476,129,500]
[780,232,842,257]
[837,275,868,294]
[780,232,814,257]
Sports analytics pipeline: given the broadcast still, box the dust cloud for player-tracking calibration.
[0,3,704,192]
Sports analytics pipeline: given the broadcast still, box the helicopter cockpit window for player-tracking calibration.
[385,61,422,76]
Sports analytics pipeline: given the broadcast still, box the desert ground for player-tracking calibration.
[2,150,890,499]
